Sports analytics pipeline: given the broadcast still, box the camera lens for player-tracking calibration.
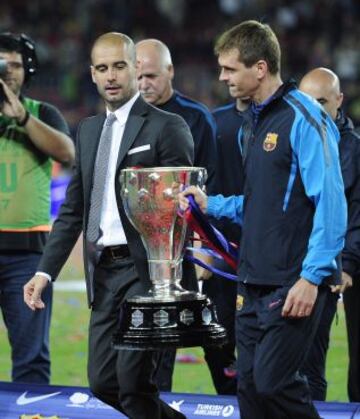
[0,58,8,107]
[0,58,6,76]
[0,85,6,106]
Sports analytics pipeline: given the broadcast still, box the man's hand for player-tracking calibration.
[330,271,353,294]
[195,255,214,281]
[197,266,213,281]
[282,277,318,318]
[24,275,49,311]
[0,78,27,123]
[178,185,208,213]
[192,232,213,280]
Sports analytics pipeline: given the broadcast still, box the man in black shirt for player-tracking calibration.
[300,67,360,401]
[136,38,219,392]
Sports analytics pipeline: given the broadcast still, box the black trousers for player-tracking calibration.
[343,276,360,402]
[87,255,185,419]
[202,273,237,395]
[236,282,326,419]
[301,289,338,400]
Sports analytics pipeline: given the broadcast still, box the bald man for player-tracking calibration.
[300,67,360,401]
[23,32,192,418]
[136,39,218,195]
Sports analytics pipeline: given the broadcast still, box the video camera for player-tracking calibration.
[0,58,9,106]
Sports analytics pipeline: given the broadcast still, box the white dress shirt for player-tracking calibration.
[97,92,140,248]
[36,92,140,281]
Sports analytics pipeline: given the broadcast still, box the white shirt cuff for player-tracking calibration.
[36,271,52,282]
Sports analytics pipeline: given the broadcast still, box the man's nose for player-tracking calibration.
[219,68,227,82]
[138,77,149,91]
[106,68,116,81]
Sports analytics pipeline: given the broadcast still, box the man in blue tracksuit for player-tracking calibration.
[136,38,219,392]
[300,67,360,401]
[180,21,347,419]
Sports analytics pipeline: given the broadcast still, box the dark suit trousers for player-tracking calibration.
[87,254,185,419]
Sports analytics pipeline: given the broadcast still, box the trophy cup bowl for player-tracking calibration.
[112,167,227,350]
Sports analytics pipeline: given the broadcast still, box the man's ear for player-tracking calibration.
[168,64,175,81]
[90,65,96,84]
[256,60,268,80]
[337,92,344,109]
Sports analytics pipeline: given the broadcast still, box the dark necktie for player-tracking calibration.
[86,113,117,243]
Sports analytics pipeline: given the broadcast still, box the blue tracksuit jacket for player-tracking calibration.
[207,81,347,287]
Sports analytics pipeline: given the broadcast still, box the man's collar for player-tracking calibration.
[251,79,297,115]
[106,91,140,125]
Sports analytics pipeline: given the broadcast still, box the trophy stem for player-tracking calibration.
[148,259,191,300]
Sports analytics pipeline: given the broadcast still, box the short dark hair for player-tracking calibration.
[214,20,281,75]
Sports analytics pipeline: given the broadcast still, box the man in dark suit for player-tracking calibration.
[23,32,193,419]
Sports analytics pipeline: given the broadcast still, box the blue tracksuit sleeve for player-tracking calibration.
[207,194,244,225]
[290,113,347,285]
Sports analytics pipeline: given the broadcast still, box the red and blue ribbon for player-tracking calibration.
[181,195,239,281]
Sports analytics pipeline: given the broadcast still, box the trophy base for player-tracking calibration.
[112,294,227,350]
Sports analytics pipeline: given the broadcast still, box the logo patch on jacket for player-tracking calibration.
[263,132,278,152]
[236,295,244,310]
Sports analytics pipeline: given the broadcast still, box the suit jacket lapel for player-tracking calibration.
[116,96,148,170]
[83,113,106,205]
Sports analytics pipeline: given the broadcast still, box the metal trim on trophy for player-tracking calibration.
[112,167,227,350]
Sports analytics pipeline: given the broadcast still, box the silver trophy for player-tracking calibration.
[113,167,227,350]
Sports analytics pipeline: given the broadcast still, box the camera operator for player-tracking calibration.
[0,32,74,384]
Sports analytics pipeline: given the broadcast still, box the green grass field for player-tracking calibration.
[0,287,349,400]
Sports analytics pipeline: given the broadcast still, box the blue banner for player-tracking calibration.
[0,381,359,418]
[50,176,70,220]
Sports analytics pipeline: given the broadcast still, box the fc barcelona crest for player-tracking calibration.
[236,295,244,311]
[263,132,278,152]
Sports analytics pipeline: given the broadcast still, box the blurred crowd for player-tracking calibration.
[1,0,359,135]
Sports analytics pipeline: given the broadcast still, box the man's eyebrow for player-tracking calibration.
[0,56,22,64]
[139,71,159,76]
[222,65,236,70]
[94,60,128,69]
